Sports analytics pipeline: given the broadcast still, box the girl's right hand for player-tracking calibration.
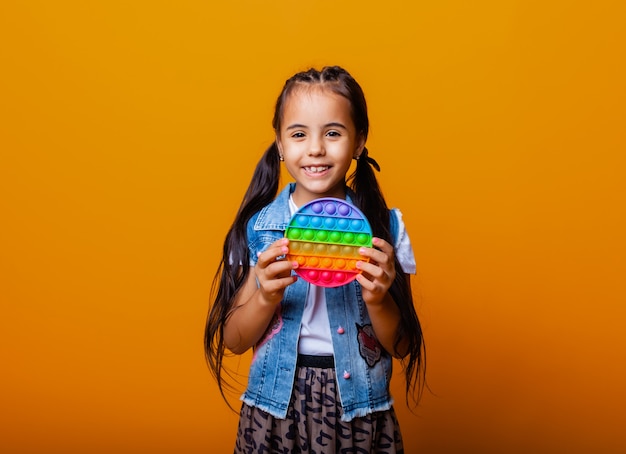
[254,238,298,305]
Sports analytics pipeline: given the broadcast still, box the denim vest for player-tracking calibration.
[241,183,401,422]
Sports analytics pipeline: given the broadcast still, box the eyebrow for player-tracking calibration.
[285,122,348,131]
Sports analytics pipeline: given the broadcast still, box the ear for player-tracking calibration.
[353,134,366,159]
[275,135,284,158]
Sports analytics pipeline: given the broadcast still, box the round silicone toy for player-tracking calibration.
[284,198,373,287]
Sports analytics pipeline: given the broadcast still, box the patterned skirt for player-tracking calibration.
[234,357,404,453]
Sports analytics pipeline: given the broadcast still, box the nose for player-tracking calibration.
[308,136,325,156]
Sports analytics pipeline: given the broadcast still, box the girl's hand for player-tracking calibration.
[255,238,298,305]
[355,237,396,306]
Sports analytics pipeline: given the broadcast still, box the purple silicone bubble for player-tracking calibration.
[311,202,324,214]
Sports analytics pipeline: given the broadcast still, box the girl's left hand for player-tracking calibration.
[355,237,396,306]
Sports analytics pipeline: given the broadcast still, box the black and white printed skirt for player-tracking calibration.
[234,355,404,453]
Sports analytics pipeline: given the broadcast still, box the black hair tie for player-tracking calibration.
[360,148,381,172]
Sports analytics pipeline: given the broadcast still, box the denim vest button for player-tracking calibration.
[337,326,345,334]
[343,371,351,379]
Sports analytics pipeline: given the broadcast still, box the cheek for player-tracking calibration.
[329,141,356,157]
[281,142,302,157]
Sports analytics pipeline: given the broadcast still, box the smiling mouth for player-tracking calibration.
[304,166,330,173]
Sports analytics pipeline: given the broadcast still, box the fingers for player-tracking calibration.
[357,237,394,270]
[356,237,396,294]
[259,274,297,298]
[255,238,298,300]
[256,238,291,269]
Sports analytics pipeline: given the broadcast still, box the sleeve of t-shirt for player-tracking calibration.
[392,208,417,275]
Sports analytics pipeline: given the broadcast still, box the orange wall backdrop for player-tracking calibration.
[1,1,625,452]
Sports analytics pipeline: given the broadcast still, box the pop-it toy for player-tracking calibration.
[285,198,373,287]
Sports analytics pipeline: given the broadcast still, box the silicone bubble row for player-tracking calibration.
[298,269,357,286]
[291,254,360,272]
[289,241,363,258]
[286,228,371,246]
[301,200,359,218]
[292,214,368,232]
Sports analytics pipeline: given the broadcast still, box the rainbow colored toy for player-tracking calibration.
[285,198,373,287]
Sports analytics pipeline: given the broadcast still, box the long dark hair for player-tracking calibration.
[205,66,425,407]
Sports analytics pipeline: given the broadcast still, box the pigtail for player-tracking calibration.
[204,142,281,404]
[348,149,426,408]
[349,148,387,232]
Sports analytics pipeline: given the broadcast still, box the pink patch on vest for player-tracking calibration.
[356,323,382,367]
[252,308,283,361]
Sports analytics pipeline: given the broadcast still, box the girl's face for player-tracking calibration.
[276,86,365,207]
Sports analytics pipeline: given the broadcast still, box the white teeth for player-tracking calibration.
[306,166,329,173]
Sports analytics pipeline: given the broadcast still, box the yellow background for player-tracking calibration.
[1,1,625,452]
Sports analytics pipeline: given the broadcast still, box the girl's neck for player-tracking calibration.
[290,184,347,207]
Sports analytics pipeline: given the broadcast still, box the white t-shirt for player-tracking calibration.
[288,196,417,355]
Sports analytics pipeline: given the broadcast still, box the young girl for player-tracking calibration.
[205,66,425,453]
